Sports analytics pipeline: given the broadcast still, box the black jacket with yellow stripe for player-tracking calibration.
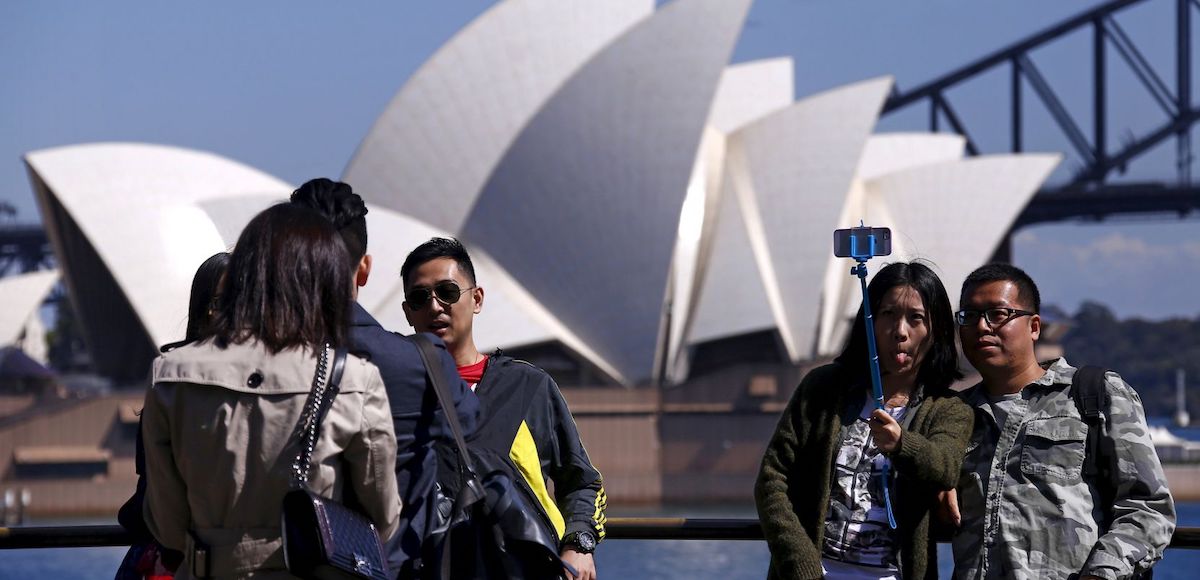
[471,352,607,544]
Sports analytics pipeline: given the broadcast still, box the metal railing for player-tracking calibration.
[2,519,1199,549]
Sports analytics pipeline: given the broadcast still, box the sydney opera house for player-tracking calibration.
[0,0,1074,509]
[22,0,1059,389]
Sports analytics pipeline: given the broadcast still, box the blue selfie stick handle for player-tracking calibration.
[849,230,898,530]
[853,260,886,412]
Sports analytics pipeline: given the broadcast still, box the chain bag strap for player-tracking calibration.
[291,343,333,488]
[282,344,389,580]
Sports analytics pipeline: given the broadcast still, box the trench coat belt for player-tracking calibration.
[185,526,285,578]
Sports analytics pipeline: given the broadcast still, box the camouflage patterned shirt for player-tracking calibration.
[952,358,1175,580]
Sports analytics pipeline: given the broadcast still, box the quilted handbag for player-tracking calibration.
[282,345,390,580]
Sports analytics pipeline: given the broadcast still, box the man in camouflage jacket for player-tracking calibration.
[949,264,1174,580]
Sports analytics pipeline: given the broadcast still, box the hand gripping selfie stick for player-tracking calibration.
[835,222,897,529]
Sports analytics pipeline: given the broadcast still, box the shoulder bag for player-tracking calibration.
[411,334,568,580]
[281,345,390,580]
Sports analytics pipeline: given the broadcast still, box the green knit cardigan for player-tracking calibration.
[754,363,974,580]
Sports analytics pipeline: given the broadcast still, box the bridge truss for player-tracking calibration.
[881,0,1200,231]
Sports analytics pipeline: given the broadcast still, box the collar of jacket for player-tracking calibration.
[350,301,382,328]
[963,356,1073,408]
[153,340,352,396]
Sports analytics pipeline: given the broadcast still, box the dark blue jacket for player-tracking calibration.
[348,303,480,572]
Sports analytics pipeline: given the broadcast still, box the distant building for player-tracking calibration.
[0,270,56,366]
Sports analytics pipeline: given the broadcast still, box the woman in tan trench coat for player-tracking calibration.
[142,203,400,579]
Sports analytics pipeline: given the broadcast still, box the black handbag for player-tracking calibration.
[281,345,390,580]
[411,335,569,580]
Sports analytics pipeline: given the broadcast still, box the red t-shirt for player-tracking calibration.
[457,355,489,391]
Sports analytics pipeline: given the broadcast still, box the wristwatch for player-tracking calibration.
[561,530,597,554]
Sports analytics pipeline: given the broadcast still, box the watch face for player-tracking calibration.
[578,532,596,551]
[569,531,596,552]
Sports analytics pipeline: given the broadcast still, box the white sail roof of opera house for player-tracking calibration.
[854,133,967,182]
[867,154,1061,298]
[460,0,753,385]
[706,58,795,134]
[815,152,1062,357]
[697,77,893,362]
[344,0,654,234]
[663,57,796,381]
[0,269,59,363]
[816,132,969,355]
[688,77,1062,366]
[23,142,588,381]
[25,143,293,380]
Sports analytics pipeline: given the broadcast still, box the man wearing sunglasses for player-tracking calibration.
[288,179,481,575]
[945,263,1173,580]
[401,237,606,580]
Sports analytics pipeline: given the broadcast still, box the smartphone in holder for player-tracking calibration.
[833,226,892,259]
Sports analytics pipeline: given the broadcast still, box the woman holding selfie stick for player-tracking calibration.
[755,261,973,580]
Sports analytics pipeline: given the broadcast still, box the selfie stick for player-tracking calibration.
[846,223,898,529]
[851,263,885,412]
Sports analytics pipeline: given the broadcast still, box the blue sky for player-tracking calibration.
[1,0,1197,319]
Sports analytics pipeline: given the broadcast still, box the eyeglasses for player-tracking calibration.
[954,308,1035,328]
[405,281,476,309]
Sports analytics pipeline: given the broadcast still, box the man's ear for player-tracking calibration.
[356,254,373,288]
[402,301,415,329]
[1029,313,1041,341]
[472,286,484,315]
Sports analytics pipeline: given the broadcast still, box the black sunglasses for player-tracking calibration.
[954,307,1035,328]
[405,281,476,309]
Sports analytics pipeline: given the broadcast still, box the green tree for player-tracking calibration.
[1060,301,1200,418]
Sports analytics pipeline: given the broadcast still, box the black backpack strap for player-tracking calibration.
[412,334,489,580]
[1070,366,1120,517]
[1072,366,1108,479]
[1070,367,1155,578]
[411,334,475,474]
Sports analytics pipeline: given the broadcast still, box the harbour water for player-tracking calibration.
[3,503,1199,579]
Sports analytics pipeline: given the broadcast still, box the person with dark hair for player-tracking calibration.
[288,178,480,576]
[117,251,229,579]
[150,251,232,355]
[946,263,1174,579]
[401,237,606,580]
[141,204,400,579]
[288,178,370,279]
[755,261,973,580]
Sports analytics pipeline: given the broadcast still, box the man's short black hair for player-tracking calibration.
[289,178,368,263]
[961,263,1041,313]
[401,237,477,288]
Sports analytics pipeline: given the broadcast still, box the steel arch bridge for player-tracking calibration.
[881,0,1200,237]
